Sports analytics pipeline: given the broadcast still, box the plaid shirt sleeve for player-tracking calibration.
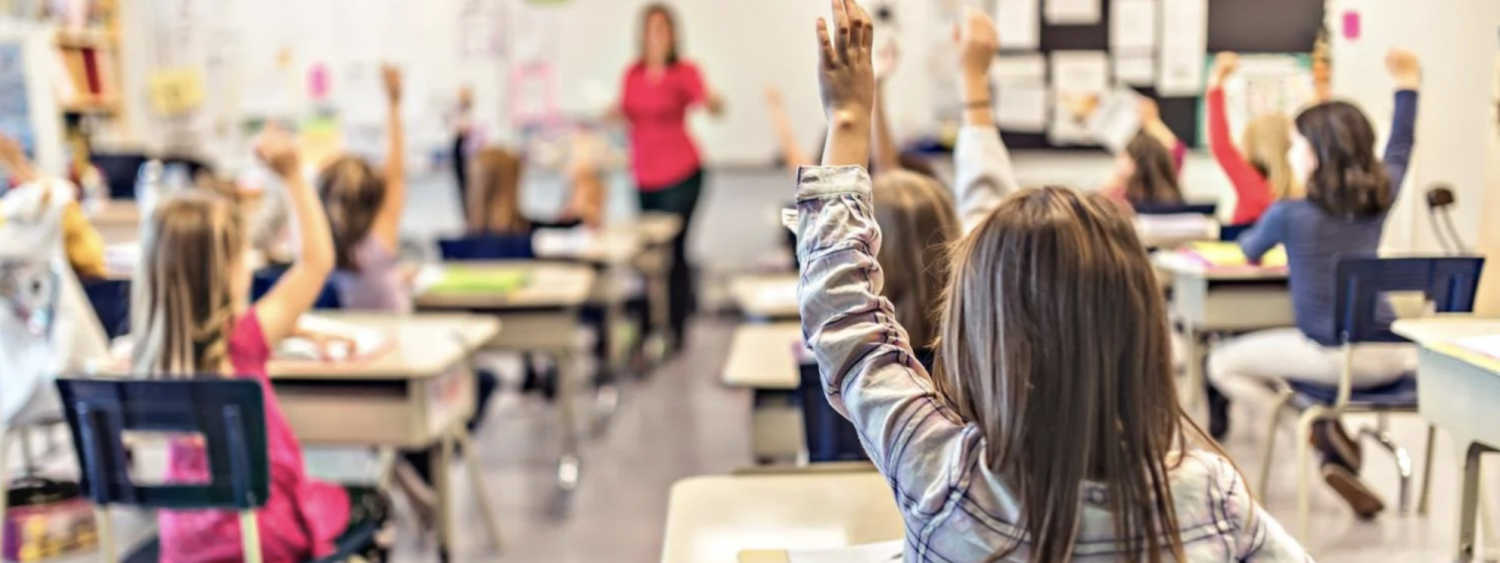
[1214,456,1315,562]
[793,165,978,518]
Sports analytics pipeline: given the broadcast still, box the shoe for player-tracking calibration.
[1322,462,1385,519]
[1311,420,1363,472]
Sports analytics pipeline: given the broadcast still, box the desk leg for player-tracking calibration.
[1458,442,1491,562]
[457,432,504,549]
[594,284,625,436]
[649,248,672,358]
[434,432,455,560]
[1182,322,1204,412]
[557,346,582,493]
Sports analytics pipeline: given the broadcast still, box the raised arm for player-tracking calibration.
[953,8,1018,233]
[1207,53,1273,219]
[1210,456,1314,562]
[370,65,407,250]
[1138,97,1184,172]
[870,40,902,174]
[252,130,336,345]
[804,0,968,504]
[0,134,39,186]
[1382,49,1420,199]
[765,86,814,171]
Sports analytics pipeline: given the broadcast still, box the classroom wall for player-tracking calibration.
[1324,0,1500,256]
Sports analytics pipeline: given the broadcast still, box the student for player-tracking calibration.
[0,135,106,280]
[1104,129,1187,208]
[465,147,528,235]
[795,3,1308,560]
[1206,52,1299,224]
[861,171,958,371]
[133,129,389,563]
[1208,49,1421,518]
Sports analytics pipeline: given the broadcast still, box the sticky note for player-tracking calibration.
[1342,11,1361,40]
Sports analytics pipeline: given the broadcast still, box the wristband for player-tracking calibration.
[964,100,991,109]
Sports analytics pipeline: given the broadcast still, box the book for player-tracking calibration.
[416,265,531,295]
[1178,241,1288,269]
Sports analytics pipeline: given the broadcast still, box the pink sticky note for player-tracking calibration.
[308,63,330,100]
[1342,11,1361,40]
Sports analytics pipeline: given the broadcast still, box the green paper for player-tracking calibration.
[426,268,530,295]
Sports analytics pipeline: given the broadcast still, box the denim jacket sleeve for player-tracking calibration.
[794,165,978,518]
[954,125,1020,234]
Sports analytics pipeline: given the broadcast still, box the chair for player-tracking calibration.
[81,278,131,340]
[88,153,149,200]
[54,377,381,563]
[1255,256,1486,537]
[250,267,341,310]
[1218,222,1254,242]
[437,233,537,261]
[1134,202,1218,217]
[797,362,869,464]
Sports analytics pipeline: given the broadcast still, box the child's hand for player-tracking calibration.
[0,134,26,173]
[294,327,357,361]
[383,64,404,103]
[954,7,999,81]
[1385,49,1421,90]
[816,0,876,127]
[254,126,302,179]
[874,39,900,83]
[765,85,785,109]
[1209,52,1239,88]
[1137,97,1161,124]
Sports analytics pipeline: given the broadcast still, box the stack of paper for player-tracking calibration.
[104,242,140,276]
[1456,334,1500,361]
[740,540,904,563]
[1179,241,1288,269]
[1136,213,1216,243]
[277,315,389,362]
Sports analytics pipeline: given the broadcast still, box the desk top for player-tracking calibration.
[661,471,904,563]
[1151,251,1289,281]
[730,274,800,319]
[88,199,139,227]
[723,322,804,389]
[534,228,643,265]
[414,261,595,310]
[1393,317,1500,374]
[631,212,683,245]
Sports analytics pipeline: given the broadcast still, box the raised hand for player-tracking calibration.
[1209,52,1239,88]
[0,134,25,172]
[816,0,876,127]
[254,125,301,180]
[874,39,900,83]
[1385,49,1421,90]
[382,64,403,103]
[765,85,785,109]
[955,7,999,81]
[1137,97,1161,124]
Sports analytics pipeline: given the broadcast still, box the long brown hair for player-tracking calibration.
[935,187,1220,562]
[1242,114,1301,200]
[131,190,245,377]
[639,3,681,65]
[318,156,386,271]
[872,170,959,348]
[466,148,529,234]
[1123,133,1184,206]
[1295,101,1392,218]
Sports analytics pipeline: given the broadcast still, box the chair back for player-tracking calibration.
[89,153,149,200]
[797,362,869,463]
[438,233,537,261]
[82,278,131,340]
[1134,202,1217,217]
[250,266,341,310]
[55,378,271,511]
[1218,222,1254,242]
[1334,256,1486,344]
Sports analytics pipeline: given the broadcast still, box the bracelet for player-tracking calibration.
[964,99,991,109]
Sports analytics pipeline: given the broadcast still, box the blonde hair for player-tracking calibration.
[131,190,245,378]
[1241,114,1301,200]
[935,187,1225,563]
[466,148,528,234]
[318,156,386,271]
[871,170,959,348]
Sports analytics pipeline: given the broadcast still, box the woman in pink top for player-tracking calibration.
[618,3,722,350]
[132,130,389,562]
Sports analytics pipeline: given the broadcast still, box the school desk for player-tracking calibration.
[1393,317,1500,562]
[660,470,903,563]
[87,199,139,243]
[1152,251,1293,410]
[730,273,800,320]
[413,260,597,493]
[723,322,805,462]
[95,312,504,557]
[628,212,683,357]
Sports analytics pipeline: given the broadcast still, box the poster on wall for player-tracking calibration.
[1195,53,1313,148]
[0,27,63,183]
[0,43,37,164]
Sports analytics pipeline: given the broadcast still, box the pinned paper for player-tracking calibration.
[1342,11,1361,40]
[146,68,206,116]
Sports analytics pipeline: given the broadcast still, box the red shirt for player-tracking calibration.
[1207,87,1275,225]
[621,61,707,190]
[160,312,350,563]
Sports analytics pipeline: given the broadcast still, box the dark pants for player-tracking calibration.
[637,169,704,349]
[404,369,499,482]
[452,133,470,218]
[332,486,392,562]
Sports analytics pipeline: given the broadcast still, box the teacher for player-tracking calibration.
[619,3,723,353]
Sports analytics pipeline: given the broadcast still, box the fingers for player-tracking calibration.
[851,0,873,52]
[816,18,836,68]
[831,0,851,62]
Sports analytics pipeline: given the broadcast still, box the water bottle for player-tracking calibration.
[135,160,164,239]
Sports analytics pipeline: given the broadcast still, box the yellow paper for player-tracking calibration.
[297,116,345,170]
[147,68,205,116]
[1183,241,1287,268]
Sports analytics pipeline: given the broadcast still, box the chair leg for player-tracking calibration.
[1480,480,1495,558]
[95,507,116,563]
[1357,424,1413,514]
[1258,392,1292,500]
[1418,424,1437,515]
[239,510,263,563]
[456,433,503,550]
[1296,408,1322,540]
[0,427,13,538]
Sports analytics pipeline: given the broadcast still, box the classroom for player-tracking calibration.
[0,0,1498,561]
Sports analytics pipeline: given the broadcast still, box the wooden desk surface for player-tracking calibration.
[1393,317,1500,374]
[631,212,683,245]
[730,274,800,319]
[661,471,903,563]
[413,261,596,310]
[1151,251,1289,281]
[534,228,643,265]
[88,199,139,226]
[723,322,804,389]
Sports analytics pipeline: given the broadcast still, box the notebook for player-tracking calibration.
[739,540,904,563]
[416,265,531,295]
[1178,241,1288,269]
[1455,334,1500,362]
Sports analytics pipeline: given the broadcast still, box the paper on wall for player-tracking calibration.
[991,54,1047,132]
[994,0,1040,50]
[1113,53,1155,86]
[1048,51,1109,145]
[1086,87,1145,153]
[1157,0,1207,96]
[1110,0,1158,51]
[1044,0,1101,25]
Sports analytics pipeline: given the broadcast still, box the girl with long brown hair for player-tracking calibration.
[796,3,1306,560]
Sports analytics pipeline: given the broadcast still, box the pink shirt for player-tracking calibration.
[621,61,707,190]
[160,312,350,563]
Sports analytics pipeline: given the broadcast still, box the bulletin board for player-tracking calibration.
[995,0,1324,150]
[0,24,66,181]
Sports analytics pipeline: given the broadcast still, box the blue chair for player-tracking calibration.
[797,362,868,463]
[250,267,341,310]
[81,278,131,340]
[1255,256,1486,536]
[54,377,381,563]
[1218,222,1255,242]
[1134,202,1218,217]
[437,233,536,261]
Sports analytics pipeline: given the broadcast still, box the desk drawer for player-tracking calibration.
[276,366,474,448]
[491,312,577,351]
